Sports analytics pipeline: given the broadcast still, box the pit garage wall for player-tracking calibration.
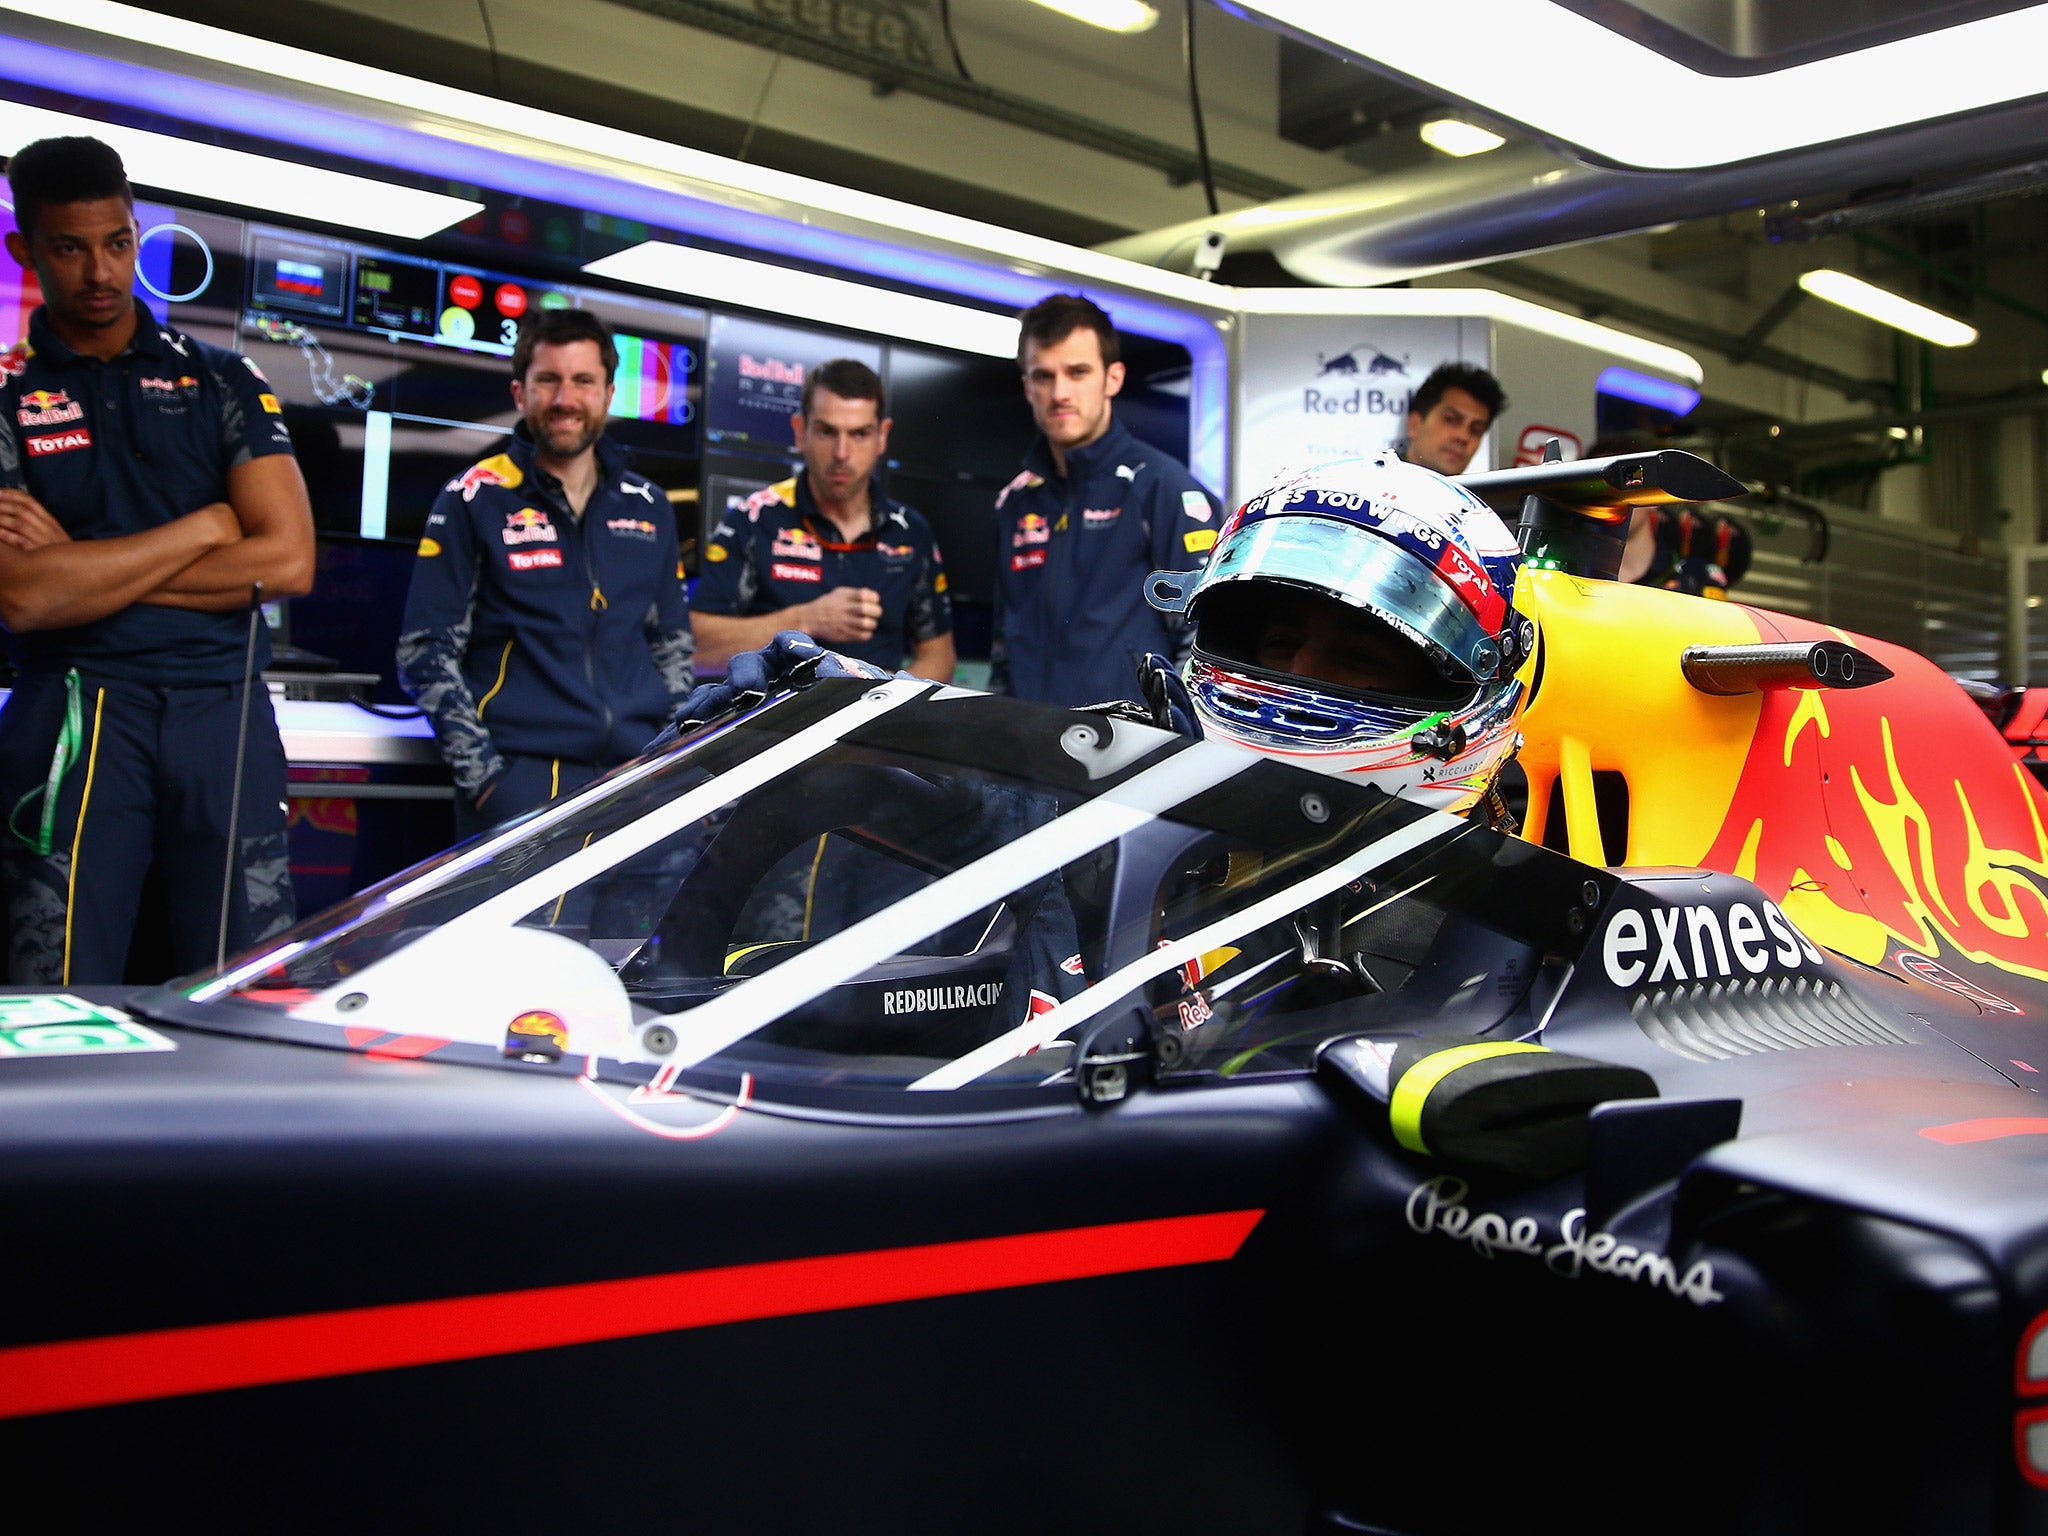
[1231,308,1611,503]
[1732,499,2011,681]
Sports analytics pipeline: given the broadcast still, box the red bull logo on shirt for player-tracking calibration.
[502,507,558,546]
[1013,514,1050,548]
[606,517,659,540]
[16,390,80,428]
[771,526,822,561]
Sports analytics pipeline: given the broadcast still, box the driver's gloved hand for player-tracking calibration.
[1137,655,1203,739]
[646,631,895,751]
[1071,655,1203,740]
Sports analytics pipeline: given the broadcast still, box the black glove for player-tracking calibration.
[646,631,894,751]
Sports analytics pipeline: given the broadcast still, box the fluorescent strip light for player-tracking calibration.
[1419,119,1505,158]
[1797,269,1978,348]
[1231,0,2048,170]
[1596,366,1700,416]
[1023,0,1160,33]
[584,241,1019,358]
[0,99,479,240]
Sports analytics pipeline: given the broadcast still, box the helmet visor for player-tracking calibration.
[1196,516,1503,682]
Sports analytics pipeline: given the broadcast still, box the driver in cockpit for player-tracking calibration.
[654,450,1536,1033]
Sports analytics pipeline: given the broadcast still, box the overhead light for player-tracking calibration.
[1887,425,1911,440]
[1596,366,1699,417]
[1228,0,2048,170]
[2040,368,2048,386]
[583,242,1019,358]
[0,99,479,240]
[1419,119,1505,158]
[1797,269,1977,347]
[1021,0,1160,33]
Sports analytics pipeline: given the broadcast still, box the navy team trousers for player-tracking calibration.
[0,669,295,985]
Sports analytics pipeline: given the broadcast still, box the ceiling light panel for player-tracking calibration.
[1419,119,1505,157]
[1022,0,1160,33]
[1231,0,2048,169]
[584,242,1020,358]
[1797,269,1978,347]
[0,99,480,239]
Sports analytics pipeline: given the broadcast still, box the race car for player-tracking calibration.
[4,454,2048,1534]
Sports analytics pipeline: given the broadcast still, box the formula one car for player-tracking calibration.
[5,455,2048,1535]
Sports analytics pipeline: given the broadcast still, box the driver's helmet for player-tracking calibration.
[1145,451,1534,813]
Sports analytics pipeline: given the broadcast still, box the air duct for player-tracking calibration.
[1100,98,2048,288]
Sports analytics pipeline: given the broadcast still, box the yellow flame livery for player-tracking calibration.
[1515,571,2048,983]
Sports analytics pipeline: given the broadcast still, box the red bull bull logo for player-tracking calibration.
[447,453,525,503]
[1517,573,2048,992]
[501,507,558,546]
[16,389,80,428]
[1014,514,1050,548]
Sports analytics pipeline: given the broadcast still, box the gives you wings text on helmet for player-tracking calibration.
[1145,452,1534,814]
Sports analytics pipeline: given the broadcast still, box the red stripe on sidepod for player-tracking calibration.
[0,1209,1263,1420]
[1919,1117,2048,1144]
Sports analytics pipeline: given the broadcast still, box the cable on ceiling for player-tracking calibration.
[1183,0,1219,216]
[938,0,974,83]
[475,0,503,97]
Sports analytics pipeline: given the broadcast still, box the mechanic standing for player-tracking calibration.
[398,309,692,837]
[990,294,1219,708]
[691,358,952,680]
[0,136,313,985]
[1399,361,1507,476]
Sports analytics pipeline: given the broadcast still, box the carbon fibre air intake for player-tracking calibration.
[1681,641,1893,697]
[1456,450,1747,583]
[1319,1037,1659,1182]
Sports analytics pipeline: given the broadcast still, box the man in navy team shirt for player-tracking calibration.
[692,357,953,680]
[0,136,315,984]
[399,309,694,836]
[990,294,1218,707]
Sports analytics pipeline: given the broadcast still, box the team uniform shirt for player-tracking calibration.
[0,302,297,683]
[692,474,951,674]
[397,424,694,799]
[989,417,1220,708]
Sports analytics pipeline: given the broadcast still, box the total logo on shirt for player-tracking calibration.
[771,561,823,583]
[502,508,558,546]
[25,427,91,457]
[17,389,82,428]
[508,547,564,572]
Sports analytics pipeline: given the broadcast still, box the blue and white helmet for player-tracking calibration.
[1145,452,1533,813]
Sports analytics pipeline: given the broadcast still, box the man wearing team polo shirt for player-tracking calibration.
[691,358,954,680]
[0,136,314,984]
